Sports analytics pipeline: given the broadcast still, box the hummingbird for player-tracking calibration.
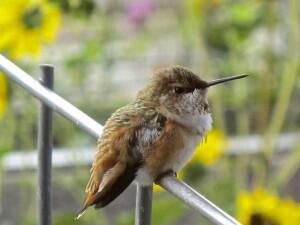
[76,66,247,218]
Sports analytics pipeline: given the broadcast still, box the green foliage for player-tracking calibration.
[115,195,186,225]
[152,196,187,225]
[51,0,95,17]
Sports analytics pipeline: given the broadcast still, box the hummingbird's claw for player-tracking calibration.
[155,170,177,184]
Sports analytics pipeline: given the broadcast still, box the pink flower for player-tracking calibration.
[126,0,154,27]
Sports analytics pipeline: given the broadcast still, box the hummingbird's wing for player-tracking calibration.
[76,103,165,218]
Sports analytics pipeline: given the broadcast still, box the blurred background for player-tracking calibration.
[0,0,300,224]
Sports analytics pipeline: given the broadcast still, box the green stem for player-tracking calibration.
[273,142,300,189]
[263,0,299,160]
[257,0,277,134]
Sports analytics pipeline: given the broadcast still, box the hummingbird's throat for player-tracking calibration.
[159,88,211,134]
[175,89,208,114]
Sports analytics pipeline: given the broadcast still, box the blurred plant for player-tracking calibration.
[115,196,186,225]
[237,188,300,225]
[0,0,61,59]
[51,0,95,17]
[204,1,264,52]
[0,73,8,119]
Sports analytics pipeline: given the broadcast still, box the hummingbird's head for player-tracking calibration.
[151,66,210,116]
[137,66,247,129]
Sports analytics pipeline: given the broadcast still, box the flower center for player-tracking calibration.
[250,213,277,225]
[22,6,43,29]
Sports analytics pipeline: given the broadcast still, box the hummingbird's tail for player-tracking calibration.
[75,209,87,220]
[75,162,139,219]
[75,192,94,220]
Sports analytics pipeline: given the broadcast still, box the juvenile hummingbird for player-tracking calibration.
[76,66,247,218]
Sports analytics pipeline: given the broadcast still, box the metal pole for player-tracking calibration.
[157,174,242,225]
[135,185,153,225]
[0,55,241,225]
[37,65,54,225]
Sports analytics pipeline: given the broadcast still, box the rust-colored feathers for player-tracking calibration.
[76,101,161,218]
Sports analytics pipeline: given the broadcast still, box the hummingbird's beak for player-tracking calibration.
[206,74,248,87]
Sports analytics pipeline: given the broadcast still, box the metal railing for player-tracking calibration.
[0,54,241,225]
[37,65,54,225]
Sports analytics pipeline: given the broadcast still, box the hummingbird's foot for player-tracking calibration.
[154,170,177,184]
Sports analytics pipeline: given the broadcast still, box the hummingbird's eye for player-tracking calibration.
[174,87,185,94]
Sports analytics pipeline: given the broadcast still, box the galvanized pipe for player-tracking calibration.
[135,185,153,225]
[157,175,241,225]
[0,54,241,225]
[37,65,54,225]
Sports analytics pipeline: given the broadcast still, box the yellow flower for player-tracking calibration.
[237,188,278,225]
[0,0,61,59]
[0,73,8,118]
[153,184,162,193]
[275,199,300,225]
[237,188,300,225]
[191,129,227,166]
